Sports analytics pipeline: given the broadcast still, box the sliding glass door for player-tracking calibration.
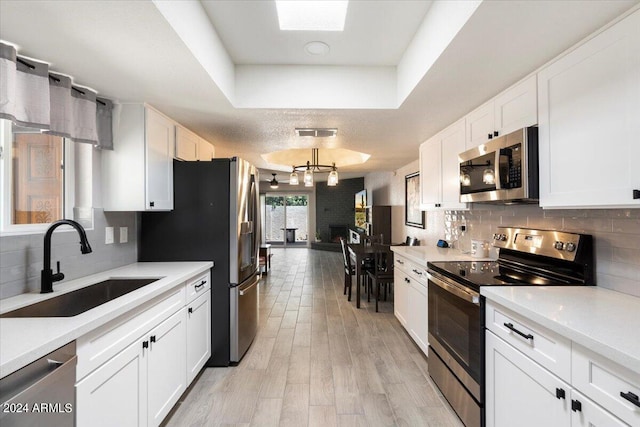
[263,194,309,246]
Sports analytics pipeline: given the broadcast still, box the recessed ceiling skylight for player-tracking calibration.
[276,0,348,31]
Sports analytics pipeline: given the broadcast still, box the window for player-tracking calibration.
[0,119,93,234]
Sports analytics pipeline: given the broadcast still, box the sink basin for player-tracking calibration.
[0,278,161,318]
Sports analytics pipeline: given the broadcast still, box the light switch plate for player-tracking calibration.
[105,227,114,244]
[120,227,128,243]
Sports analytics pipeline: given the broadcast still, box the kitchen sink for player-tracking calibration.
[0,278,161,318]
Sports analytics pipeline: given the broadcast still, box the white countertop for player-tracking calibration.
[391,245,493,267]
[481,286,640,375]
[0,261,212,379]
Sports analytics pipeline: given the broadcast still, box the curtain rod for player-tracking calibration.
[47,74,106,105]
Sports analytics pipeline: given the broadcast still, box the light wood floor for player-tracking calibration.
[165,248,464,427]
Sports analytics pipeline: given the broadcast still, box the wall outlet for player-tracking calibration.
[120,227,128,243]
[105,227,114,244]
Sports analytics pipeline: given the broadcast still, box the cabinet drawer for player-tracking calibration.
[485,301,571,382]
[572,343,640,426]
[186,271,210,304]
[77,285,186,380]
[395,255,427,285]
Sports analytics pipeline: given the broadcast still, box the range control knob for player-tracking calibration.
[500,234,508,241]
[493,233,500,240]
[565,242,576,252]
[554,241,565,250]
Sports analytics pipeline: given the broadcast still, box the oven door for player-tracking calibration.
[428,270,482,402]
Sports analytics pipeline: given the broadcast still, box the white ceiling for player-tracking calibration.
[1,0,638,178]
[201,0,432,66]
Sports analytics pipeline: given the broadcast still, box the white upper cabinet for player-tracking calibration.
[175,125,199,161]
[466,75,538,149]
[466,100,495,149]
[103,104,175,211]
[419,136,441,208]
[197,137,215,161]
[537,10,640,208]
[420,118,468,210]
[493,75,538,137]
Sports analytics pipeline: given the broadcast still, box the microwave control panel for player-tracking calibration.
[502,143,522,189]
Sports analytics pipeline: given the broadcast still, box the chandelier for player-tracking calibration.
[289,148,339,187]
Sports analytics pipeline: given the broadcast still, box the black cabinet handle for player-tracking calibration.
[195,280,206,290]
[142,340,149,349]
[150,335,156,343]
[556,388,566,400]
[488,133,493,139]
[633,189,640,200]
[188,307,193,314]
[397,260,404,264]
[503,322,534,341]
[412,269,423,276]
[404,277,410,283]
[571,399,582,412]
[494,131,499,137]
[149,201,155,207]
[620,391,640,407]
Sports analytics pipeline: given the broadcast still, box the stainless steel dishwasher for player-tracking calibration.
[0,341,77,427]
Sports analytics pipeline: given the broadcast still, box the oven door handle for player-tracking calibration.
[428,272,480,306]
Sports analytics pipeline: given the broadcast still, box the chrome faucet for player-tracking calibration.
[41,219,92,293]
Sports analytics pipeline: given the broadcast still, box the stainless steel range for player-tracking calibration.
[426,227,594,427]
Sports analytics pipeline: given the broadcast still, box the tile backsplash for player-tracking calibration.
[0,210,137,300]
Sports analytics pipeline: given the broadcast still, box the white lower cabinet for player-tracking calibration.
[77,309,187,427]
[76,337,147,427]
[486,330,571,427]
[76,272,211,427]
[147,309,187,426]
[407,279,428,354]
[571,390,628,427]
[485,301,633,427]
[186,291,211,384]
[393,268,409,327]
[393,254,428,355]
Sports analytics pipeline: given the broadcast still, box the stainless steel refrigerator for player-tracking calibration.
[139,158,260,365]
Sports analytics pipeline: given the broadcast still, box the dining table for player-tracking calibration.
[347,243,378,308]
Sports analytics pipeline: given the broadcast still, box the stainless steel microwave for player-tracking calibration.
[458,127,538,203]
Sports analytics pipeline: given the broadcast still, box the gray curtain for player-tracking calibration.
[47,72,73,138]
[0,41,114,149]
[96,97,113,150]
[70,85,98,144]
[0,42,51,128]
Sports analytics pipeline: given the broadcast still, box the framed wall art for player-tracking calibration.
[405,172,425,228]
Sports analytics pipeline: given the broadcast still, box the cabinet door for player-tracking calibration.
[493,75,537,136]
[407,280,428,355]
[186,291,211,385]
[439,118,468,210]
[570,390,628,427]
[419,136,442,209]
[175,125,198,161]
[76,338,147,427]
[393,270,409,327]
[538,10,640,208]
[147,309,187,427]
[485,331,571,427]
[145,108,175,211]
[466,100,494,149]
[197,138,215,161]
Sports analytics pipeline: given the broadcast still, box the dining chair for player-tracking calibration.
[340,238,356,301]
[366,244,395,312]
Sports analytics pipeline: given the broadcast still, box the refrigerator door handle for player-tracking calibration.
[239,277,259,296]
